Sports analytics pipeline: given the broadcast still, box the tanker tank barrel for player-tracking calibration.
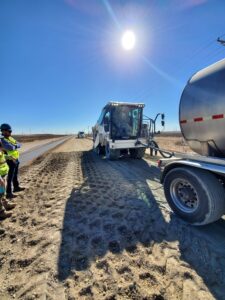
[179,58,225,157]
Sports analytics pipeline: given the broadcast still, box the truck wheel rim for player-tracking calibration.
[170,178,199,213]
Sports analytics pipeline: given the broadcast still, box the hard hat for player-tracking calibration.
[0,124,12,131]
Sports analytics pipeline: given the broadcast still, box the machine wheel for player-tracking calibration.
[96,145,105,156]
[130,148,145,159]
[105,143,120,160]
[164,167,225,225]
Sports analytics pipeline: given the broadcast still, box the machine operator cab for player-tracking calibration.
[97,102,144,139]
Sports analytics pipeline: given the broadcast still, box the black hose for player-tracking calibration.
[135,139,174,158]
[149,140,173,158]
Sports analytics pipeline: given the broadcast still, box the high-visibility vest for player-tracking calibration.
[3,137,20,159]
[0,151,9,176]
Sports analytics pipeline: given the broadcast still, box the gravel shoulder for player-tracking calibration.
[0,138,224,299]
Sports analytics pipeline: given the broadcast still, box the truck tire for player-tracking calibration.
[105,143,120,160]
[163,167,225,225]
[130,148,145,159]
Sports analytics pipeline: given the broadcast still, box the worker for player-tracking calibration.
[0,124,25,199]
[0,141,16,219]
[115,107,132,137]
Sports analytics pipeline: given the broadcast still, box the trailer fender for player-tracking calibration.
[160,159,225,183]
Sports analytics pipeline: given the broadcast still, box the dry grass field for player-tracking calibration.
[155,136,193,154]
[14,134,67,143]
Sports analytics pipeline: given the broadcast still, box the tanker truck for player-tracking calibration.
[159,58,225,225]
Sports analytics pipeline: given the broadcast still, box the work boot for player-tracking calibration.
[2,198,16,210]
[0,199,12,219]
[0,228,5,235]
[6,193,17,200]
[13,187,25,193]
[0,209,12,220]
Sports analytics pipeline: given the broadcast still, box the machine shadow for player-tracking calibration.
[57,150,225,299]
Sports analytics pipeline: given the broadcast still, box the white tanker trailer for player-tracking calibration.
[159,58,225,225]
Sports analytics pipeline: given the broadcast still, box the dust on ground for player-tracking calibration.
[0,138,224,300]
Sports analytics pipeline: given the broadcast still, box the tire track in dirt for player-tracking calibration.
[0,142,224,299]
[57,151,216,300]
[0,152,82,299]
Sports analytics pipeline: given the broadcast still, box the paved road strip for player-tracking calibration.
[20,136,72,166]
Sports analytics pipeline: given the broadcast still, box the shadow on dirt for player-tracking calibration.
[58,150,225,299]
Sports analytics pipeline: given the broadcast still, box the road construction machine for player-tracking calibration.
[77,131,85,138]
[159,58,225,225]
[93,101,164,160]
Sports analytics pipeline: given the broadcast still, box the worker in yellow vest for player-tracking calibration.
[0,140,16,219]
[0,124,25,199]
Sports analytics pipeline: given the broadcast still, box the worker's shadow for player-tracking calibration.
[57,150,225,299]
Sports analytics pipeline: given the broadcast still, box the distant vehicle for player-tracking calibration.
[77,131,85,138]
[92,101,164,160]
[159,59,225,225]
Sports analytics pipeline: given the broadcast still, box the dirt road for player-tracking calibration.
[0,138,224,300]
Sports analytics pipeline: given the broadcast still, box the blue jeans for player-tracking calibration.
[6,160,19,194]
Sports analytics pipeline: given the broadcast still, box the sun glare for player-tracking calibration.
[121,30,136,51]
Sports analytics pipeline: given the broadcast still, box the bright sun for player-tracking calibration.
[121,30,136,51]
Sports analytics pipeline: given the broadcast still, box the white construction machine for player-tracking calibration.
[93,101,165,160]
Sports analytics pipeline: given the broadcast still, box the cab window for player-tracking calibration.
[102,111,110,132]
[97,109,106,124]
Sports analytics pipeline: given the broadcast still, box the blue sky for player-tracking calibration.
[1,0,225,134]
